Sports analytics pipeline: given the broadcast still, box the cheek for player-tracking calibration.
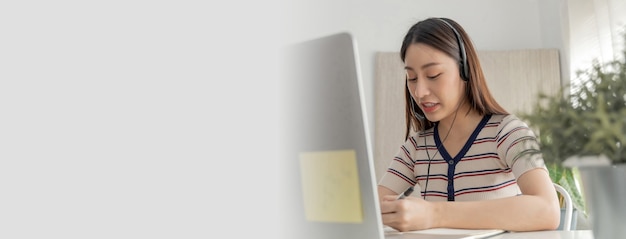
[454,83,467,102]
[441,79,465,102]
[406,82,417,95]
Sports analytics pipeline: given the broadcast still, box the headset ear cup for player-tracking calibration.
[459,63,465,81]
[461,62,469,81]
[459,43,469,81]
[458,29,468,81]
[438,18,469,82]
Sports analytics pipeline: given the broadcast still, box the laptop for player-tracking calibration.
[279,32,504,239]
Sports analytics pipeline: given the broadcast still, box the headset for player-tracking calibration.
[438,18,469,82]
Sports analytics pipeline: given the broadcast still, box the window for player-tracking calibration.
[567,0,626,88]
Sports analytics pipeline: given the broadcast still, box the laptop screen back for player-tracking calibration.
[279,32,384,239]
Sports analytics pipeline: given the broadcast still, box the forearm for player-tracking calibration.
[433,194,560,231]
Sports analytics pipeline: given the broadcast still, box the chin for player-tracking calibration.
[424,115,439,123]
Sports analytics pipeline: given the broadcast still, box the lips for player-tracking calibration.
[421,102,439,113]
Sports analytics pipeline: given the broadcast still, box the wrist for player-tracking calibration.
[430,201,447,228]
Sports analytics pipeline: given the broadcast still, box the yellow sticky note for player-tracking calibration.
[299,149,363,223]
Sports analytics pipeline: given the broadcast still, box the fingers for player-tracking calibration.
[381,197,430,232]
[381,210,398,226]
[382,194,399,201]
[381,203,403,229]
[382,212,411,232]
[379,199,396,214]
[381,195,413,214]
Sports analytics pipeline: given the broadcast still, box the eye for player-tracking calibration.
[405,71,417,82]
[427,73,442,79]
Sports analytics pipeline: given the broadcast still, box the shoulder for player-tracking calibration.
[407,127,435,141]
[490,114,530,130]
[488,114,523,124]
[491,114,537,141]
[403,127,436,151]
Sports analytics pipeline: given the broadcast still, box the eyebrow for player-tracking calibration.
[404,62,441,71]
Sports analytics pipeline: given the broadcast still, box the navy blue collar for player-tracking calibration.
[433,114,492,201]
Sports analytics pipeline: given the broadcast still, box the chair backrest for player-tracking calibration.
[554,183,573,231]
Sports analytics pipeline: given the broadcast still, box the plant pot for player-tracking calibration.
[577,164,626,239]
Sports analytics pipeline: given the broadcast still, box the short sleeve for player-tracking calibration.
[495,115,547,179]
[378,135,422,195]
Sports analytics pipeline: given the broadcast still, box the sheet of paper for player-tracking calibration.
[384,226,505,239]
[299,149,363,223]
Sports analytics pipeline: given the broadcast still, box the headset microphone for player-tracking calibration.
[410,97,425,121]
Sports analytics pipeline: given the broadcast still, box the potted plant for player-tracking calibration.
[520,35,626,238]
[520,86,587,230]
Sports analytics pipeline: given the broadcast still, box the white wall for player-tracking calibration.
[1,1,284,238]
[282,0,568,146]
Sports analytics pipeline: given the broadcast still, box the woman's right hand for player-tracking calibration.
[379,193,437,232]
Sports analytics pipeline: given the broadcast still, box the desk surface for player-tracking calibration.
[492,230,593,239]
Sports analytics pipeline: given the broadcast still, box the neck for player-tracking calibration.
[437,103,483,139]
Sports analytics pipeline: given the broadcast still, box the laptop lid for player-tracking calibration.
[279,32,384,239]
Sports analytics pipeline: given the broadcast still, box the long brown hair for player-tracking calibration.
[400,17,507,140]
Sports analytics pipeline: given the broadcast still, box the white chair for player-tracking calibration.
[554,183,573,231]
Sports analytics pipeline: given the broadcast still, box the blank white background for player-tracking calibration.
[0,1,282,238]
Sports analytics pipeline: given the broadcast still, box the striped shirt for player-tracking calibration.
[378,114,547,201]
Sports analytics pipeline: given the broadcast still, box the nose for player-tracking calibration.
[412,79,430,101]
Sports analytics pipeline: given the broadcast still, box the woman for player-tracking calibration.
[377,17,560,232]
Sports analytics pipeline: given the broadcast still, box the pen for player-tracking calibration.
[396,186,414,200]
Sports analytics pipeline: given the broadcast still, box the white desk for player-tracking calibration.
[384,226,593,239]
[492,230,593,238]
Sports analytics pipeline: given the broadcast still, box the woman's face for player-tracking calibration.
[404,43,466,123]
